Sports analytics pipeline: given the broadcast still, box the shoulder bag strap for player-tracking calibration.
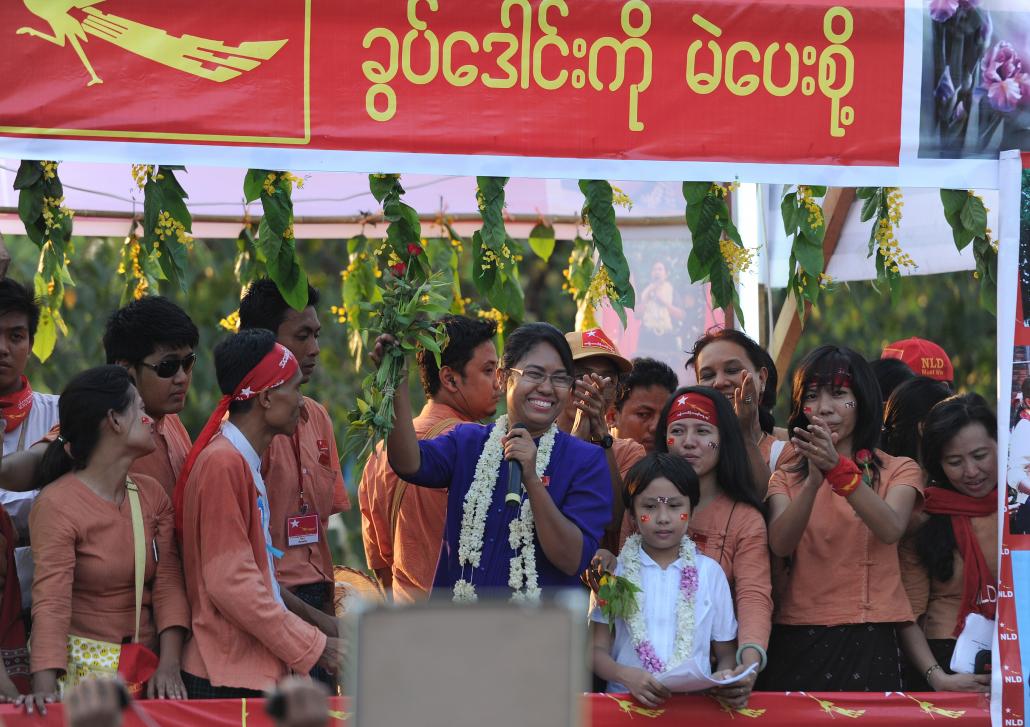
[389,418,462,542]
[125,478,146,644]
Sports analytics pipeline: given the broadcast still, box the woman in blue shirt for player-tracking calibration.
[374,322,612,600]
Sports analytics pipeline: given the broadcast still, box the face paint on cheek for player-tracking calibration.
[667,437,675,447]
[844,401,856,409]
[679,513,689,521]
[803,406,813,415]
[639,514,651,523]
[141,415,153,426]
[707,441,719,449]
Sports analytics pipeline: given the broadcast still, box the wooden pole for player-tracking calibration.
[770,188,856,392]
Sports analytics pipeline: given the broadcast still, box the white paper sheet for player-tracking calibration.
[949,612,994,674]
[656,660,758,693]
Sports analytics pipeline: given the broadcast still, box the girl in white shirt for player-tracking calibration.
[590,452,745,708]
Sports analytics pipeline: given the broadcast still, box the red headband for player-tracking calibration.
[667,392,719,427]
[809,369,852,390]
[174,343,299,539]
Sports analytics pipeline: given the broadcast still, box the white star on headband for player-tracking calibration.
[240,387,254,397]
[677,396,688,405]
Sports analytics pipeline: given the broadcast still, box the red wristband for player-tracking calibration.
[824,456,861,497]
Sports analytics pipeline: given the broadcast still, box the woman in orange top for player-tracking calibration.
[764,345,922,691]
[25,366,189,711]
[686,328,789,498]
[899,394,996,693]
[594,386,771,704]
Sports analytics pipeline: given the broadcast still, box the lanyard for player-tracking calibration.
[289,429,308,514]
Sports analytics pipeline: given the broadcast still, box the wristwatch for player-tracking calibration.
[593,433,614,450]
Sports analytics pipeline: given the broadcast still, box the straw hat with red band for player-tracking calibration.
[666,392,719,427]
[564,328,632,373]
[881,337,954,383]
[173,342,300,540]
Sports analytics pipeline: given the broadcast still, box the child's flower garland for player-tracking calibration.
[619,534,699,674]
[453,414,557,603]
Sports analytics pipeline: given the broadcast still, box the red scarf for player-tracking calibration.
[923,486,998,636]
[173,344,299,540]
[0,377,32,434]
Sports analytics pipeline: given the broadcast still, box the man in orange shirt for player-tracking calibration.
[610,358,678,453]
[1,296,198,498]
[238,279,348,666]
[359,315,500,601]
[178,329,342,697]
[557,329,645,548]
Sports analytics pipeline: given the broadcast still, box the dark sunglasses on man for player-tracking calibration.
[140,353,197,379]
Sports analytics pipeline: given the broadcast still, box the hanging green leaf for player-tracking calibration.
[579,180,636,311]
[137,165,193,292]
[15,160,74,361]
[246,169,309,310]
[528,222,556,262]
[940,189,997,312]
[682,181,744,323]
[857,187,914,303]
[473,177,525,322]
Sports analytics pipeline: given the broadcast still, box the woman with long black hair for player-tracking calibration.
[898,394,996,693]
[764,345,922,691]
[24,366,188,712]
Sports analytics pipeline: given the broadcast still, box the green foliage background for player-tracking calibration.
[771,272,996,425]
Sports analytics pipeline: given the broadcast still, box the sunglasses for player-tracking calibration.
[140,353,197,378]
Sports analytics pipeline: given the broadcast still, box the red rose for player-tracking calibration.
[855,449,873,466]
[389,262,407,277]
[407,243,424,256]
[597,599,608,608]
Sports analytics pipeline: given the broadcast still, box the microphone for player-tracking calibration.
[506,423,528,507]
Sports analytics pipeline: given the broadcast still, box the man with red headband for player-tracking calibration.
[176,329,342,698]
[238,279,348,678]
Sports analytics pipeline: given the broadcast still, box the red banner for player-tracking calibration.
[0,692,991,726]
[0,0,904,167]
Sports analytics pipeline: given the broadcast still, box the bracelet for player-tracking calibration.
[925,663,942,686]
[736,643,768,672]
[823,456,861,497]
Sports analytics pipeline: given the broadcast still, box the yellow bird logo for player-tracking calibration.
[16,0,288,87]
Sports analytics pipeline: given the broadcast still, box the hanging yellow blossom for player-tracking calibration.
[797,185,825,228]
[818,272,834,289]
[710,180,741,198]
[610,185,633,210]
[719,239,756,275]
[155,210,193,247]
[219,310,240,332]
[476,308,507,325]
[40,161,58,180]
[329,305,347,324]
[130,164,162,190]
[874,188,915,274]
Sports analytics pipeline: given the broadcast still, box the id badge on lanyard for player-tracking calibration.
[286,430,319,547]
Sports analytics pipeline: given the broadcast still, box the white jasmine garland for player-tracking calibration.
[453,414,557,603]
[619,533,699,674]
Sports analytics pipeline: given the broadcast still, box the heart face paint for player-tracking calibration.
[639,514,651,523]
[679,513,689,521]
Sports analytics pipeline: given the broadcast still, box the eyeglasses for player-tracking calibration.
[508,367,575,390]
[140,353,197,378]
